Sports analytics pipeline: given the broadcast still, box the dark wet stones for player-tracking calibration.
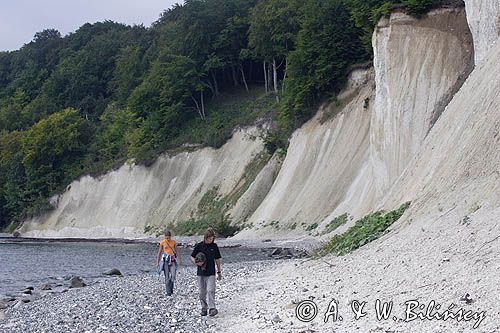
[69,276,86,288]
[103,268,122,276]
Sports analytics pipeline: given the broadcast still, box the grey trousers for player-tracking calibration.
[197,275,216,310]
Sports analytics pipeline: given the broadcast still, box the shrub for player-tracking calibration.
[322,202,410,256]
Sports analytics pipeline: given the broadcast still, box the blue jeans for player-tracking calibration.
[163,256,177,295]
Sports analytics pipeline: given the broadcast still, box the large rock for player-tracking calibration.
[69,276,86,288]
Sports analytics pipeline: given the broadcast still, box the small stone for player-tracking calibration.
[13,300,23,308]
[460,293,473,304]
[103,268,123,276]
[41,283,52,290]
[271,248,282,256]
[272,315,282,323]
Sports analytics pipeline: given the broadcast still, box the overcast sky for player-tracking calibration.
[0,0,181,51]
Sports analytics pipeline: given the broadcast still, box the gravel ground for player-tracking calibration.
[0,261,280,333]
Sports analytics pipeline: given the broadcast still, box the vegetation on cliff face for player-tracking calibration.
[321,202,411,256]
[0,0,442,230]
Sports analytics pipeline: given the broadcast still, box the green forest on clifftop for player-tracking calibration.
[0,0,450,230]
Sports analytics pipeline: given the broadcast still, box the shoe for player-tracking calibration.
[201,309,208,316]
[209,308,218,317]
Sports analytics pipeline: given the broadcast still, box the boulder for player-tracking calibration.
[69,276,86,288]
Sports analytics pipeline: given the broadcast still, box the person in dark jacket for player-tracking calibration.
[190,228,222,316]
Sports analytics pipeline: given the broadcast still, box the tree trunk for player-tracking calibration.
[231,66,239,87]
[200,90,205,119]
[268,62,273,93]
[282,57,288,94]
[273,58,279,103]
[211,71,219,97]
[191,95,203,119]
[206,80,215,99]
[263,61,268,93]
[240,64,249,92]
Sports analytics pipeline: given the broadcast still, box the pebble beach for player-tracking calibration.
[0,260,284,333]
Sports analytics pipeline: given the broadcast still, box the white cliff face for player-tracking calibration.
[464,0,500,64]
[21,128,266,238]
[240,8,473,237]
[239,70,374,237]
[370,8,474,197]
[383,40,500,221]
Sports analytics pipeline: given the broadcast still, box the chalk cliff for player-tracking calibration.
[21,3,500,241]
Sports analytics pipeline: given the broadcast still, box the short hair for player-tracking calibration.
[203,228,215,241]
[164,230,172,236]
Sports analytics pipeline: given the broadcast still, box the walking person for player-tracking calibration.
[190,228,222,316]
[156,230,182,296]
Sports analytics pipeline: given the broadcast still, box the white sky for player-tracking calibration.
[0,0,181,51]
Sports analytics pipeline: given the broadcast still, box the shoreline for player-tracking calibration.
[0,235,323,252]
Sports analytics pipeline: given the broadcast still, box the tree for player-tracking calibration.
[248,0,301,101]
[0,130,28,225]
[280,0,366,130]
[87,103,136,168]
[21,108,90,197]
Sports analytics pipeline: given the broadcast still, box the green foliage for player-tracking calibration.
[169,87,278,150]
[278,0,366,136]
[306,222,318,231]
[401,0,437,16]
[322,213,349,235]
[0,130,27,225]
[248,0,301,60]
[322,202,411,256]
[344,0,445,52]
[85,103,136,173]
[22,108,91,197]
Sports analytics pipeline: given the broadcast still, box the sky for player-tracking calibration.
[0,0,180,51]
